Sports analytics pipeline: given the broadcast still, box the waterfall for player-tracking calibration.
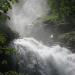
[7,0,53,45]
[7,0,75,75]
[13,38,75,75]
[7,0,49,37]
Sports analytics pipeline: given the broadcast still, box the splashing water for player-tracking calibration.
[7,0,52,45]
[14,38,75,75]
[7,0,49,37]
[7,0,75,75]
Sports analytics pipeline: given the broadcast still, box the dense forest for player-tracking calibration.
[45,0,75,51]
[0,0,75,74]
[0,0,22,75]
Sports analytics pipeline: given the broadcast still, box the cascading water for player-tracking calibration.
[7,0,75,75]
[13,38,75,75]
[7,0,49,37]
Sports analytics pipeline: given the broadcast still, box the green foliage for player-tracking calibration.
[0,33,16,73]
[48,0,58,15]
[46,0,75,50]
[59,32,75,50]
[0,0,18,13]
[0,47,16,55]
[0,0,18,73]
[0,46,17,73]
[48,0,75,23]
[0,33,6,46]
[43,15,59,23]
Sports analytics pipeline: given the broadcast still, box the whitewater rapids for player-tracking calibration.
[13,38,75,75]
[7,0,75,74]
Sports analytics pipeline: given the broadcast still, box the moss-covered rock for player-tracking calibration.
[58,31,75,52]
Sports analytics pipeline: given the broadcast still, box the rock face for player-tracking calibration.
[58,32,75,52]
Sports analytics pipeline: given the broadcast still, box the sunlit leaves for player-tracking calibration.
[0,0,17,13]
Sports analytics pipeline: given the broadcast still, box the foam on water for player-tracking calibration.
[13,38,75,75]
[7,0,75,75]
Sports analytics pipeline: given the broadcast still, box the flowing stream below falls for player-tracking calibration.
[7,0,75,75]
